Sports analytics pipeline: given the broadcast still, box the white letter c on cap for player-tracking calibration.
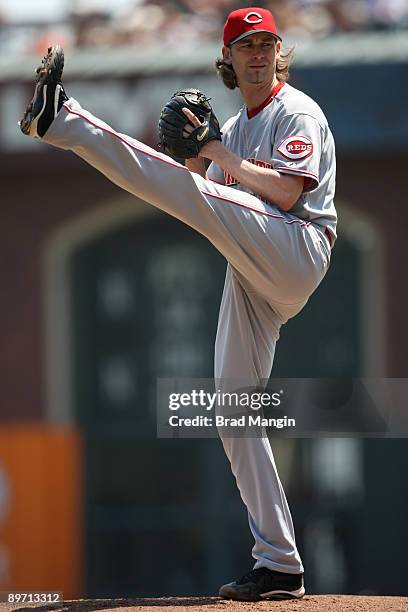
[243,11,263,24]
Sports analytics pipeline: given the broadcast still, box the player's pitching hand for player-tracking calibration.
[181,107,200,159]
[182,107,200,137]
[182,107,222,160]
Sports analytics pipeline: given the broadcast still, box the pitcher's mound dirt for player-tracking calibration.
[1,595,408,612]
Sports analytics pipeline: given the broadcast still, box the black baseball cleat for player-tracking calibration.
[19,45,68,138]
[218,567,305,601]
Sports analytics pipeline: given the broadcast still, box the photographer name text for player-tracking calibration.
[168,415,295,429]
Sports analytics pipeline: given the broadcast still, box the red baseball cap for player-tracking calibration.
[223,7,281,47]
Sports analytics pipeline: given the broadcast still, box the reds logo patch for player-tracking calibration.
[277,135,313,161]
[243,11,263,24]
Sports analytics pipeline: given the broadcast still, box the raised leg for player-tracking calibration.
[43,99,327,318]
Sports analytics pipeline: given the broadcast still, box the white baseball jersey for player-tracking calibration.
[207,82,337,245]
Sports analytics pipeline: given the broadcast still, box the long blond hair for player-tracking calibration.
[215,44,294,90]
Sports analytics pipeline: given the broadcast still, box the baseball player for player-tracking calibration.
[19,6,336,601]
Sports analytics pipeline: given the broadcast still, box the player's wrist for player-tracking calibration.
[185,157,206,176]
[198,139,225,161]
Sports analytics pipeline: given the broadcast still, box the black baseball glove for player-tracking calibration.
[158,88,222,159]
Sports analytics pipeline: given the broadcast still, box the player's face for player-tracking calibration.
[223,33,280,87]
